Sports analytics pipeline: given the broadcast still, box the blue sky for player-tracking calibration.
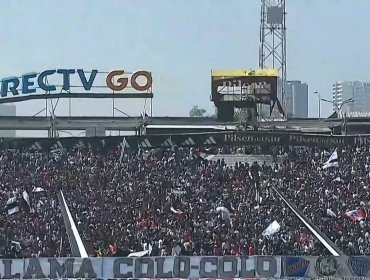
[0,0,369,119]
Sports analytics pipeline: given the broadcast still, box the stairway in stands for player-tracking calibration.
[209,154,284,167]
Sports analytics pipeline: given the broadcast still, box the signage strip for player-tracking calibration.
[2,131,370,150]
[0,256,369,278]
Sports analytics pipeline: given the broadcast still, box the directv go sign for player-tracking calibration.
[0,69,153,103]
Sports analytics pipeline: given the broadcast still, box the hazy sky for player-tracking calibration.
[0,0,369,120]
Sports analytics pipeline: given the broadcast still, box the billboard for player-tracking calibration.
[0,69,153,104]
[211,69,278,105]
[1,256,370,279]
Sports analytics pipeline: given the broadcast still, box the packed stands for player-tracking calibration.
[0,143,369,258]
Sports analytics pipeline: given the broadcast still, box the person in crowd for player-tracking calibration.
[0,144,368,257]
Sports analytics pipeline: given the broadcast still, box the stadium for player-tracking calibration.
[2,1,370,280]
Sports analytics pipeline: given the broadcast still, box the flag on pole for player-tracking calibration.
[326,209,337,218]
[344,209,367,222]
[323,149,339,169]
[255,189,263,203]
[119,137,129,163]
[22,191,31,210]
[262,220,281,236]
[6,197,19,215]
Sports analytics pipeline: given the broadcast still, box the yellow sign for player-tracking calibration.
[211,69,278,77]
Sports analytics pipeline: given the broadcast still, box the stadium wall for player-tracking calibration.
[3,131,370,151]
[1,256,370,279]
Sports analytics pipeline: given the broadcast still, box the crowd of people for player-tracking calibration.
[0,142,369,258]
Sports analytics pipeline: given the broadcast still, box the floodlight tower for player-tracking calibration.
[259,0,287,119]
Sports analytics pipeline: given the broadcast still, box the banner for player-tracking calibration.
[2,131,370,151]
[0,256,282,279]
[2,256,370,279]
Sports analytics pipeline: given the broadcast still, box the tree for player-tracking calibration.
[189,106,207,117]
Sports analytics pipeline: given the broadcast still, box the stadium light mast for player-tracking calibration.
[259,0,287,120]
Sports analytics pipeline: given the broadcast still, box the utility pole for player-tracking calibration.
[314,91,321,120]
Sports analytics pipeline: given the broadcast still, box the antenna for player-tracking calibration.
[259,0,287,119]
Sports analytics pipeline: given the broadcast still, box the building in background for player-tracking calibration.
[0,104,16,137]
[332,81,370,114]
[258,79,308,119]
[284,80,308,118]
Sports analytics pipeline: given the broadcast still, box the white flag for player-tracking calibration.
[170,207,184,214]
[216,206,233,227]
[327,209,337,218]
[137,143,142,156]
[331,177,344,183]
[119,138,129,163]
[23,191,31,208]
[323,149,339,169]
[216,206,230,221]
[262,220,281,236]
[128,250,150,257]
[255,189,263,203]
